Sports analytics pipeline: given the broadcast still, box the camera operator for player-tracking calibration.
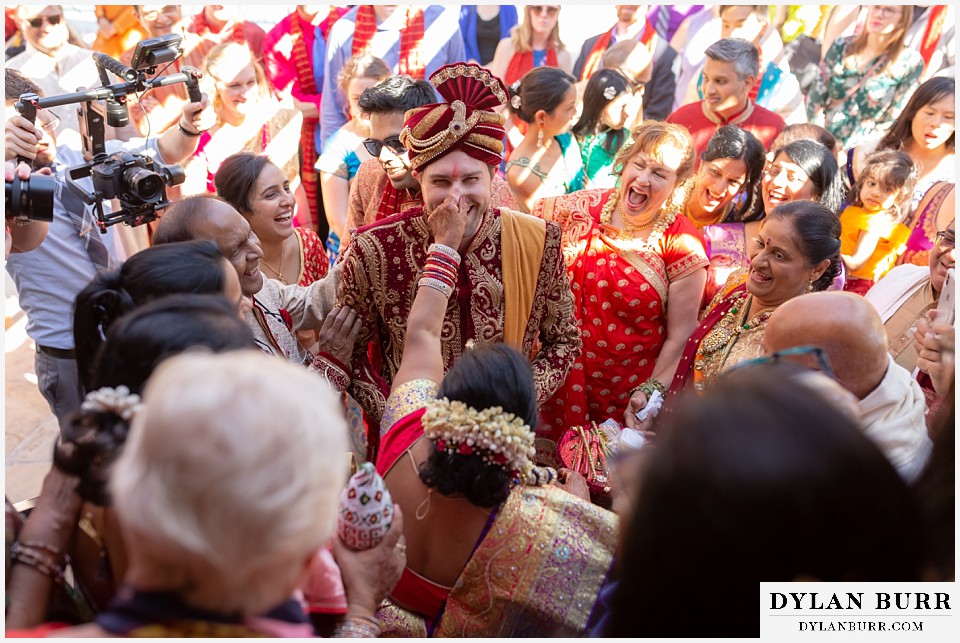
[5,160,49,258]
[4,68,212,435]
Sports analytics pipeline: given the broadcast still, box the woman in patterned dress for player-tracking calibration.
[532,121,708,441]
[807,5,923,150]
[372,195,616,636]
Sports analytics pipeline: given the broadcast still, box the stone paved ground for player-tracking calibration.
[5,270,58,505]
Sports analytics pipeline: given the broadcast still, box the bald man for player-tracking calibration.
[153,195,356,392]
[764,291,932,482]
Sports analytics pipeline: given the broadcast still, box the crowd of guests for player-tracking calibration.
[3,4,956,638]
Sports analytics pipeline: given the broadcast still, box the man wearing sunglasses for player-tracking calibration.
[764,291,932,483]
[7,6,99,142]
[342,75,516,251]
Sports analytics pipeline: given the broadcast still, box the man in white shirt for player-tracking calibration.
[6,5,100,147]
[764,291,933,482]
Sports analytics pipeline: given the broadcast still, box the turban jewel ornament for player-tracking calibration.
[400,63,510,171]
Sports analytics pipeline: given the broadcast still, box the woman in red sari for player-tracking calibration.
[373,180,616,637]
[533,121,708,442]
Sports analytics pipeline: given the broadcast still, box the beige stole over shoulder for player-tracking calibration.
[499,208,546,350]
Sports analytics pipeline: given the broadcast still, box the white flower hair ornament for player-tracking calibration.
[603,85,618,101]
[81,385,142,420]
[510,80,522,109]
[421,398,536,481]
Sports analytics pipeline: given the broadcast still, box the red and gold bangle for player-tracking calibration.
[427,251,460,272]
[421,266,457,288]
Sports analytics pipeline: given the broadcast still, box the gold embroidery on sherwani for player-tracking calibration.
[338,207,580,426]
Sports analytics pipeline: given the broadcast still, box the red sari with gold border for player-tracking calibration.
[533,188,708,440]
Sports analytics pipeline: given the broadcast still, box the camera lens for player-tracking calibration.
[123,167,164,202]
[4,173,56,222]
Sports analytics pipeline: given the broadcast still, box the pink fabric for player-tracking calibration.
[376,407,428,476]
[301,546,348,615]
[263,12,321,110]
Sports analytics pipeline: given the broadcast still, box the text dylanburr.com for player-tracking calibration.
[760,583,957,640]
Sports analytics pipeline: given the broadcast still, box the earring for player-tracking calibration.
[537,123,544,148]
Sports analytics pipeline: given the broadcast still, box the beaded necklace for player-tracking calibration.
[599,190,677,249]
[694,291,773,390]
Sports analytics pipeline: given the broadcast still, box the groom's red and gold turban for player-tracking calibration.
[399,63,509,171]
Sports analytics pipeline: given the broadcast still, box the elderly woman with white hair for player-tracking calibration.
[10,351,404,637]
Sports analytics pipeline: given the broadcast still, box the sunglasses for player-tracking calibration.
[37,109,61,133]
[727,345,837,381]
[935,230,955,250]
[363,135,406,157]
[530,6,560,17]
[27,14,62,29]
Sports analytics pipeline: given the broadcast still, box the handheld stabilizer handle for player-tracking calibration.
[182,66,203,104]
[92,52,138,83]
[13,94,39,166]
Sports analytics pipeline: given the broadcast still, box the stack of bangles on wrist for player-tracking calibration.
[633,378,667,400]
[9,540,68,584]
[333,614,381,638]
[418,243,461,298]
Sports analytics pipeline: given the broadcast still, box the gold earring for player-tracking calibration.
[537,123,544,148]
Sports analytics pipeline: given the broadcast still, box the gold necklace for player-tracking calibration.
[619,199,659,231]
[685,203,725,229]
[260,242,287,284]
[600,191,659,231]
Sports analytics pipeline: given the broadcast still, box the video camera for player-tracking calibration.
[9,33,202,230]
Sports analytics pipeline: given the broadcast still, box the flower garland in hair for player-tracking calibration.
[421,398,536,481]
[81,385,141,420]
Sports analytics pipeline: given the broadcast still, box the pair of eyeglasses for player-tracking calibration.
[37,109,61,133]
[363,135,405,157]
[531,6,560,17]
[871,6,903,18]
[27,14,62,29]
[935,230,955,250]
[727,345,837,381]
[138,6,180,22]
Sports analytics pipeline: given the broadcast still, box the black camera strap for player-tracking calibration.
[58,176,111,272]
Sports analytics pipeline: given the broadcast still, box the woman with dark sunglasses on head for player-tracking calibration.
[488,5,572,87]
